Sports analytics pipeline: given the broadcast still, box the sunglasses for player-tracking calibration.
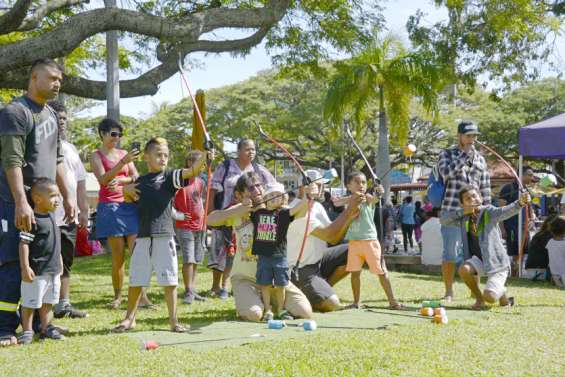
[107,131,123,138]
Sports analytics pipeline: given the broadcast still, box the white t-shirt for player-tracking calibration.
[228,215,258,281]
[287,201,332,268]
[547,239,565,277]
[421,217,443,265]
[55,141,87,226]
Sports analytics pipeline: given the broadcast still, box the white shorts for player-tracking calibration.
[129,236,178,287]
[466,256,509,300]
[21,274,61,309]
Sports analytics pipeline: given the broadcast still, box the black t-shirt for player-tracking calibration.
[0,96,61,202]
[136,169,184,237]
[251,208,294,257]
[19,213,61,275]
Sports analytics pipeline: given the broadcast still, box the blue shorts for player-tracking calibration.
[256,255,290,287]
[95,202,139,239]
[441,223,462,263]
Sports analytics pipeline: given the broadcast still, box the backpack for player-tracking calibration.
[427,165,446,209]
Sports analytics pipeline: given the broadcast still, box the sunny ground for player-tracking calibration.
[1,253,564,377]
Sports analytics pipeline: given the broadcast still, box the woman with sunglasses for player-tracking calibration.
[90,118,152,309]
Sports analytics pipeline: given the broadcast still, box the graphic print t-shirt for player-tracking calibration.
[251,208,293,257]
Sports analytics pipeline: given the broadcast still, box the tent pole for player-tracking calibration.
[518,156,523,278]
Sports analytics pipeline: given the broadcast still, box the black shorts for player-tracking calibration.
[292,243,348,305]
[60,224,77,278]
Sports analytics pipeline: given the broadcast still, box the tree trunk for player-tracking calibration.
[105,0,120,121]
[376,86,391,203]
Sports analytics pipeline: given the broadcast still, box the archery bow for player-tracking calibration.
[255,122,313,281]
[178,57,213,231]
[477,141,530,277]
[345,123,385,243]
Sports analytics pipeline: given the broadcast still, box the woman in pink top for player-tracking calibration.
[90,118,151,309]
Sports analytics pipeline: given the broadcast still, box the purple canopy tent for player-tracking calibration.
[517,112,565,276]
[519,112,565,159]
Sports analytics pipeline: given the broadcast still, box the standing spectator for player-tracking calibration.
[174,151,207,304]
[0,59,75,347]
[322,191,338,221]
[414,201,426,253]
[560,194,565,215]
[208,138,275,299]
[48,101,89,318]
[18,179,64,344]
[526,215,556,273]
[498,166,538,276]
[90,118,151,309]
[399,196,416,253]
[547,216,565,288]
[437,121,491,302]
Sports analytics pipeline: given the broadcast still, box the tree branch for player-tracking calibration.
[0,0,33,34]
[0,0,289,72]
[0,27,273,99]
[18,0,90,32]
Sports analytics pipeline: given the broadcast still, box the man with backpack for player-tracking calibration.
[208,138,275,299]
[436,121,491,302]
[0,59,76,346]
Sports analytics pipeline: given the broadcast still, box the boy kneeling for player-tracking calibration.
[112,138,211,333]
[442,185,530,309]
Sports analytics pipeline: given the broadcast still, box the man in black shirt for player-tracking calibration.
[0,59,75,347]
[112,137,211,333]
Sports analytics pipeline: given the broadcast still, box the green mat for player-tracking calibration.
[124,306,489,351]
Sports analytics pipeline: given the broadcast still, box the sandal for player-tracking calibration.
[111,320,135,333]
[17,331,34,345]
[500,296,515,308]
[343,303,360,310]
[171,324,190,333]
[137,303,159,310]
[276,310,294,321]
[1,334,18,347]
[262,310,274,322]
[39,325,65,341]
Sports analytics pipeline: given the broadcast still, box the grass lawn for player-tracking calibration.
[1,252,564,377]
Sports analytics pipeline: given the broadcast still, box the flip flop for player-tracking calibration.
[170,324,190,333]
[111,324,134,333]
[388,302,404,310]
[107,299,121,310]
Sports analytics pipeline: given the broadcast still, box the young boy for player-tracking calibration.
[18,178,64,344]
[251,182,309,321]
[173,151,207,304]
[547,215,565,289]
[340,172,401,309]
[443,185,530,309]
[112,138,211,333]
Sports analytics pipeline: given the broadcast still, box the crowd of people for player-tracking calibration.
[1,59,564,347]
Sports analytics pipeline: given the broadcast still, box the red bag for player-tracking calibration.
[75,226,93,257]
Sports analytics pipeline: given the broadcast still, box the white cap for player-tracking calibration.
[263,182,285,196]
[304,169,329,183]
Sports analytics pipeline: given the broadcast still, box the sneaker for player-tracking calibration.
[54,304,88,319]
[39,325,65,341]
[262,310,274,322]
[17,331,34,345]
[193,292,207,302]
[183,292,194,305]
[218,288,229,300]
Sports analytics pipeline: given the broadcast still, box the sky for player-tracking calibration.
[79,0,564,119]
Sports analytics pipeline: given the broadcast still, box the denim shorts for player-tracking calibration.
[95,202,139,239]
[441,224,462,263]
[256,255,289,287]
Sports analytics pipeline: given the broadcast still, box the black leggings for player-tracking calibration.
[401,223,415,251]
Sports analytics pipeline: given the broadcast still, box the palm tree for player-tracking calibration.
[323,34,444,200]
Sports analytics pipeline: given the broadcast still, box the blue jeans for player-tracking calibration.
[441,224,462,263]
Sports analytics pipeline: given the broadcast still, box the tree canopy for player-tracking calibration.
[0,0,380,99]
